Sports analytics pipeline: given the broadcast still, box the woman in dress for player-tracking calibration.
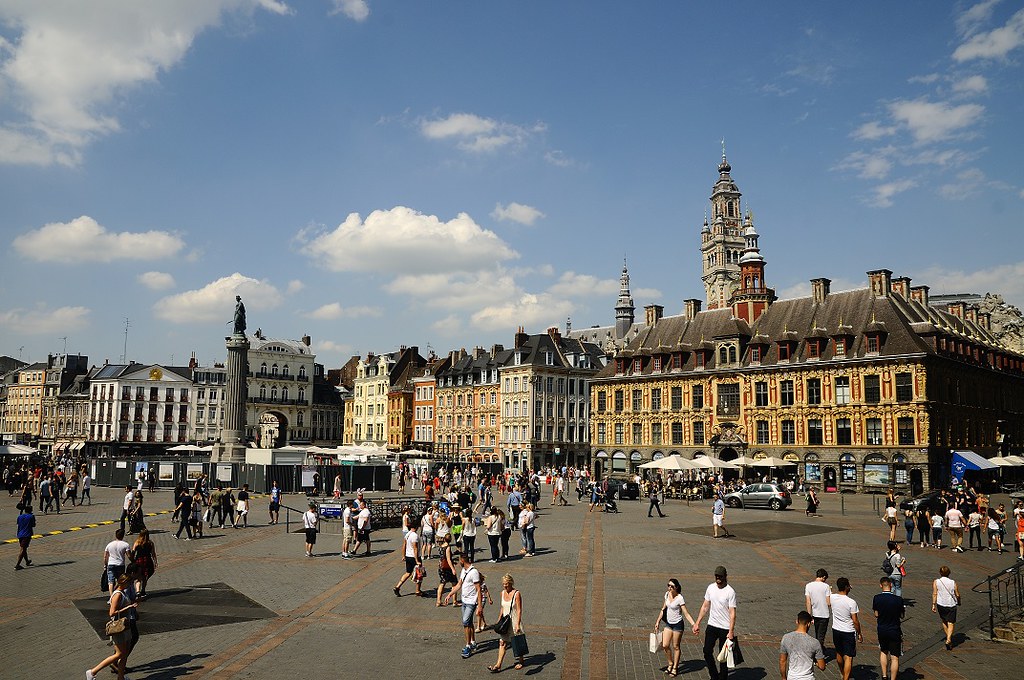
[655,578,696,677]
[487,573,525,673]
[129,529,157,599]
[435,536,458,607]
[85,572,137,680]
[127,491,146,535]
[932,565,961,650]
[805,487,819,516]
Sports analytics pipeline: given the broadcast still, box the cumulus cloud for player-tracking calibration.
[471,293,573,333]
[917,261,1024,305]
[137,271,176,290]
[13,216,185,263]
[836,149,895,180]
[888,98,985,143]
[866,179,917,208]
[330,0,369,21]
[305,303,382,320]
[635,287,664,300]
[852,121,896,141]
[153,272,283,323]
[547,272,619,298]
[0,1,290,167]
[0,305,89,334]
[951,74,988,95]
[954,7,1024,61]
[297,206,518,275]
[491,202,545,226]
[315,339,354,357]
[420,112,544,153]
[286,279,305,295]
[956,0,1003,38]
[386,270,519,310]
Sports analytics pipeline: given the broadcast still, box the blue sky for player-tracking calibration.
[1,1,1022,369]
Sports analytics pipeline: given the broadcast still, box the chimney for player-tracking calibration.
[683,298,702,321]
[965,306,979,324]
[301,335,311,347]
[490,344,504,356]
[947,302,966,319]
[978,312,992,331]
[867,269,893,297]
[909,285,930,307]
[188,352,197,371]
[473,347,486,360]
[891,276,911,299]
[547,326,561,343]
[514,326,530,349]
[810,278,831,304]
[644,304,664,326]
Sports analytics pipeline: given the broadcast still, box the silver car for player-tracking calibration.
[723,483,793,511]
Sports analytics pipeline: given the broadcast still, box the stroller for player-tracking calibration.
[604,489,619,514]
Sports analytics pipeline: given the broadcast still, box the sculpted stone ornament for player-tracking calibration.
[232,295,247,336]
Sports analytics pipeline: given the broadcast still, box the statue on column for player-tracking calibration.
[232,295,247,336]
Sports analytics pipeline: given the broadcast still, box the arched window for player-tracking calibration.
[259,384,267,399]
[271,364,279,376]
[282,388,289,401]
[728,346,737,363]
[719,346,728,363]
[282,365,290,376]
[299,366,306,379]
[271,386,278,400]
[297,413,304,426]
[260,362,267,374]
[727,201,735,217]
[298,388,305,402]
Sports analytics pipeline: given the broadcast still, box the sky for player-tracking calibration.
[1,1,1023,370]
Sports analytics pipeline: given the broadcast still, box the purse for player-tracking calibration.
[100,570,109,593]
[105,616,127,636]
[510,632,529,657]
[493,613,512,635]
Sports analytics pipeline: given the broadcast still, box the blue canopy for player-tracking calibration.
[951,450,997,482]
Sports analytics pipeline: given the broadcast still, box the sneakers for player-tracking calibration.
[341,552,352,560]
[461,645,472,659]
[15,564,24,570]
[85,671,95,680]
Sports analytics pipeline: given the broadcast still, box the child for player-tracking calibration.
[475,573,495,632]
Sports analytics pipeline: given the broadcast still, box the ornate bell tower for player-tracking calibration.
[700,147,747,309]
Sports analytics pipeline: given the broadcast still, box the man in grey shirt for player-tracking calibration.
[780,611,826,680]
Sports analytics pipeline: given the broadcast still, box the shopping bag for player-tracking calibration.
[716,641,729,664]
[510,633,529,657]
[649,632,658,653]
[731,636,743,665]
[100,569,109,593]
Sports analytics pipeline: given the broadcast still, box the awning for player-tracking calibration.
[951,450,997,480]
[54,442,68,452]
[70,442,85,451]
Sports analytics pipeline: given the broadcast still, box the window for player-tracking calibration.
[866,417,883,445]
[670,387,682,410]
[651,388,662,411]
[835,377,850,405]
[547,377,554,393]
[717,383,740,417]
[756,420,769,444]
[632,358,642,373]
[755,381,769,407]
[651,422,662,445]
[866,335,880,353]
[693,421,705,445]
[653,356,662,372]
[864,375,881,403]
[614,390,624,413]
[836,418,852,445]
[895,373,913,402]
[597,392,606,413]
[671,422,683,445]
[778,343,791,361]
[806,378,821,405]
[781,420,795,445]
[750,346,761,363]
[835,338,847,357]
[632,389,642,411]
[614,423,624,445]
[692,385,704,409]
[807,419,823,445]
[597,423,606,444]
[632,423,642,445]
[897,417,915,445]
[780,380,794,406]
[807,340,820,359]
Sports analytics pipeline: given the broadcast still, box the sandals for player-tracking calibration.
[513,663,524,670]
[487,665,501,673]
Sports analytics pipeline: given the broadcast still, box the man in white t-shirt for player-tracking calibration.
[829,577,862,680]
[393,526,422,597]
[445,552,482,659]
[804,568,832,655]
[303,502,319,557]
[341,500,355,560]
[944,506,966,553]
[693,565,737,680]
[103,528,131,591]
[120,486,134,533]
[353,504,372,557]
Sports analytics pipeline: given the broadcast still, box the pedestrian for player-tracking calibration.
[804,568,831,655]
[930,508,944,549]
[588,480,601,513]
[872,576,905,680]
[1016,503,1024,561]
[806,487,819,516]
[944,503,965,553]
[333,472,343,499]
[884,541,906,597]
[63,472,79,507]
[81,470,92,505]
[209,485,224,528]
[507,484,523,529]
[221,486,236,529]
[830,577,862,680]
[129,528,157,599]
[352,499,372,556]
[519,504,536,558]
[393,520,423,597]
[556,474,569,506]
[932,565,960,650]
[476,573,495,631]
[268,481,281,525]
[693,565,737,680]
[421,504,436,560]
[445,551,482,659]
[462,506,477,559]
[712,495,730,538]
[487,573,526,672]
[648,482,666,518]
[233,483,250,528]
[916,508,931,548]
[303,501,318,557]
[104,528,131,591]
[39,475,54,514]
[15,503,35,570]
[119,486,133,532]
[485,507,502,563]
[172,488,193,540]
[884,503,898,542]
[435,536,459,607]
[127,491,146,534]
[780,610,826,680]
[965,505,981,550]
[655,578,696,677]
[986,507,1003,553]
[85,572,138,680]
[903,507,916,545]
[190,490,205,539]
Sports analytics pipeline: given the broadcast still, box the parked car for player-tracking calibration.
[898,490,948,514]
[605,476,641,500]
[723,483,792,510]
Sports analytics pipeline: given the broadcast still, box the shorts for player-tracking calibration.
[269,502,279,512]
[833,630,857,657]
[461,602,478,628]
[357,529,370,542]
[877,630,902,656]
[343,527,353,543]
[937,604,957,624]
[713,514,723,526]
[887,517,897,526]
[405,556,417,574]
[305,528,317,544]
[18,537,31,549]
[932,528,942,541]
[664,619,685,632]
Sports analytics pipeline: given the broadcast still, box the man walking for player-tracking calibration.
[873,576,905,680]
[393,521,422,597]
[804,569,831,655]
[445,551,482,659]
[103,528,131,591]
[945,503,966,553]
[648,482,666,518]
[712,495,730,538]
[120,486,134,532]
[830,577,862,680]
[341,499,355,559]
[693,565,737,680]
[15,503,35,570]
[780,611,826,680]
[352,500,372,556]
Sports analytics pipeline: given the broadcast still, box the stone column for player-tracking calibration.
[212,333,249,463]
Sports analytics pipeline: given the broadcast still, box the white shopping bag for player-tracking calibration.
[715,639,735,668]
[649,632,658,653]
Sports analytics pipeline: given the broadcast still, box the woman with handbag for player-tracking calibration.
[129,529,157,599]
[932,565,961,650]
[655,578,696,677]
[85,572,138,680]
[487,573,526,673]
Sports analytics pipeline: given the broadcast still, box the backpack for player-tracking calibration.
[881,552,894,575]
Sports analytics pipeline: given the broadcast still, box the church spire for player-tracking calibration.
[614,259,635,340]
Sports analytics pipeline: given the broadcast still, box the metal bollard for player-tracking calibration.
[841,493,845,516]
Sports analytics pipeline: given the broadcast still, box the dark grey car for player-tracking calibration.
[723,483,793,510]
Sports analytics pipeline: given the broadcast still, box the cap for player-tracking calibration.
[714,565,727,578]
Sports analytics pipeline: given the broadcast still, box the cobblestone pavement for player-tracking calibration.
[2,484,1023,679]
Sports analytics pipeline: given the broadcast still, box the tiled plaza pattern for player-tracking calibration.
[2,485,1022,679]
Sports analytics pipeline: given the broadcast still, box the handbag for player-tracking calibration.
[105,616,127,636]
[413,564,425,584]
[493,613,513,635]
[649,632,659,653]
[100,569,110,593]
[510,632,529,657]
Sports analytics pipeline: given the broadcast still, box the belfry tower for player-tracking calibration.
[614,260,635,340]
[700,148,748,309]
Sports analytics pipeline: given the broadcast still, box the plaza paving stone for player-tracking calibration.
[1,484,1023,679]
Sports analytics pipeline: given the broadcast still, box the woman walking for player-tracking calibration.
[127,491,146,535]
[487,573,526,673]
[435,536,458,607]
[987,507,1004,553]
[85,572,138,679]
[884,503,899,542]
[498,508,512,560]
[129,529,157,599]
[806,487,819,516]
[903,507,916,545]
[932,565,961,649]
[917,508,931,548]
[968,506,983,550]
[654,578,696,677]
[485,507,502,563]
[521,503,537,557]
[461,507,476,558]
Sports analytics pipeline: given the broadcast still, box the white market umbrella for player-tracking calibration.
[639,455,697,471]
[1000,455,1024,466]
[729,455,758,467]
[749,456,798,468]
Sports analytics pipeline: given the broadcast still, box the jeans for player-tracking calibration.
[703,625,730,680]
[889,573,903,597]
[488,534,500,561]
[813,617,829,651]
[525,526,536,554]
[969,526,982,548]
[500,528,511,559]
[106,563,125,588]
[521,528,529,551]
[462,535,475,558]
[904,520,915,544]
[648,498,665,517]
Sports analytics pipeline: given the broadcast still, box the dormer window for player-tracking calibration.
[778,343,791,361]
[632,357,642,373]
[653,356,662,372]
[866,335,880,353]
[835,338,847,357]
[514,352,522,366]
[807,340,821,359]
[750,346,761,363]
[695,352,706,369]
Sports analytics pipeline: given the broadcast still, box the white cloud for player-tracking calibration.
[153,272,283,323]
[952,74,988,95]
[939,167,986,200]
[547,272,618,299]
[430,314,464,336]
[471,293,573,333]
[420,112,544,153]
[867,179,917,208]
[956,0,1003,38]
[0,1,290,167]
[13,215,185,263]
[315,339,354,357]
[908,73,941,84]
[852,121,896,141]
[330,0,369,21]
[954,7,1024,61]
[491,202,545,226]
[305,303,382,320]
[297,206,518,275]
[386,270,519,310]
[836,149,894,180]
[888,99,985,143]
[137,271,176,290]
[635,287,664,300]
[917,261,1024,304]
[544,150,577,167]
[286,279,305,295]
[0,305,89,334]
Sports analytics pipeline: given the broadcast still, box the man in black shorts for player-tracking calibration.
[393,524,422,597]
[303,502,319,557]
[872,576,905,680]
